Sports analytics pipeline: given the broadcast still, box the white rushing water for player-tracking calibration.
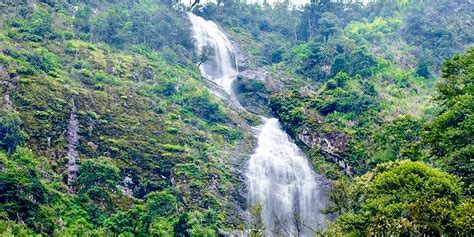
[247,118,325,236]
[188,12,325,236]
[187,13,238,98]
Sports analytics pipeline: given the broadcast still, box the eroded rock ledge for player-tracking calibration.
[298,125,352,176]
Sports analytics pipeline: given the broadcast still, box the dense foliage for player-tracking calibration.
[327,161,472,236]
[0,0,255,235]
[195,0,473,235]
[0,0,472,235]
[424,48,474,195]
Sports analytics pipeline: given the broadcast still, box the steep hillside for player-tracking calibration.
[0,0,473,236]
[195,0,472,177]
[0,1,256,235]
[194,0,473,235]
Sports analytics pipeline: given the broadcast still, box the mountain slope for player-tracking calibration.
[0,1,256,235]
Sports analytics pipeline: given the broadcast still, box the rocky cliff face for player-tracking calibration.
[234,71,271,116]
[230,40,272,116]
[0,66,17,111]
[66,99,80,188]
[231,38,353,177]
[297,125,352,176]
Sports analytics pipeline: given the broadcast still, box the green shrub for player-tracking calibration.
[0,147,53,233]
[0,110,28,153]
[9,9,55,41]
[185,93,227,123]
[332,161,467,236]
[77,158,121,200]
[162,144,185,152]
[211,125,243,141]
[424,48,474,194]
[28,49,60,74]
[146,190,177,217]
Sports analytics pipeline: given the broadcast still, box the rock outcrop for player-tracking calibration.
[298,125,352,176]
[234,71,271,116]
[231,35,352,176]
[231,41,273,116]
[66,99,80,188]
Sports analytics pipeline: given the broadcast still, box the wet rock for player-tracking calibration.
[87,142,98,151]
[234,70,272,116]
[231,40,249,72]
[2,92,13,110]
[66,99,80,188]
[297,125,352,176]
[118,176,134,198]
[299,126,346,156]
[0,71,17,110]
[0,65,9,80]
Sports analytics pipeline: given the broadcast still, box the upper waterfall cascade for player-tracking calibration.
[187,13,238,97]
[187,12,326,236]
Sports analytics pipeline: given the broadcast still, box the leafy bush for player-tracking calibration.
[146,190,177,217]
[331,161,470,236]
[162,144,185,152]
[90,1,193,57]
[424,48,474,194]
[366,116,424,167]
[0,110,28,153]
[9,8,55,41]
[7,48,60,75]
[76,158,121,203]
[0,148,53,233]
[317,90,379,117]
[211,125,243,141]
[185,93,227,123]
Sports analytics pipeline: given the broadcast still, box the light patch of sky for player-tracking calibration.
[182,0,371,7]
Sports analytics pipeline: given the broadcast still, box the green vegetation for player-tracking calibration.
[0,110,28,153]
[424,48,474,195]
[0,0,472,235]
[327,161,472,236]
[0,0,255,235]
[195,0,472,235]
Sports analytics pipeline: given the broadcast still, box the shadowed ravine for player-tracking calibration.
[188,13,326,236]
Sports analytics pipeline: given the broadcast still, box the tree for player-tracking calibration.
[104,206,147,235]
[90,2,194,54]
[416,59,432,78]
[197,45,213,68]
[74,6,92,37]
[76,158,121,207]
[367,116,424,167]
[0,147,52,233]
[173,211,217,237]
[331,161,471,236]
[190,0,201,10]
[295,42,336,81]
[0,109,28,153]
[317,12,341,42]
[146,190,177,217]
[424,48,473,195]
[297,0,335,41]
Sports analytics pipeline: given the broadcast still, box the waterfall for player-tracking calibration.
[187,13,238,98]
[188,13,325,236]
[247,118,325,235]
[66,99,80,188]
